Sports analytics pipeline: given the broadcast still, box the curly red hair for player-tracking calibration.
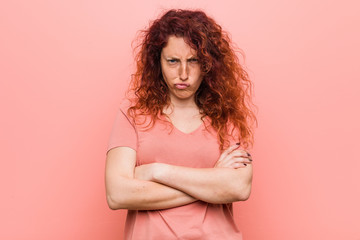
[127,9,257,150]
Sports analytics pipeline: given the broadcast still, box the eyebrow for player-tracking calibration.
[165,56,197,60]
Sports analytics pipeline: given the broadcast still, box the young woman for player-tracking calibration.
[105,9,257,239]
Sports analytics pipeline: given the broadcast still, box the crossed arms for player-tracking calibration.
[105,144,253,211]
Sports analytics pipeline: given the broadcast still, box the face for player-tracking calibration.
[160,35,203,104]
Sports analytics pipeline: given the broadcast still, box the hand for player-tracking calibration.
[215,144,252,169]
[134,163,158,181]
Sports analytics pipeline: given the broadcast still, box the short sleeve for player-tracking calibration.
[107,107,138,153]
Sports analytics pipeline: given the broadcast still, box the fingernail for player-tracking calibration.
[249,159,253,162]
[247,152,251,157]
[243,163,247,166]
[236,142,240,145]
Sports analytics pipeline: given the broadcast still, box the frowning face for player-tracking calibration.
[160,35,204,104]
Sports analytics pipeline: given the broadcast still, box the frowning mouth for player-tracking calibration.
[174,83,189,89]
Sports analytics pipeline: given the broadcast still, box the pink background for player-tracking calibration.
[1,0,359,239]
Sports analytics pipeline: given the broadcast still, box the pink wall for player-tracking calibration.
[1,0,359,239]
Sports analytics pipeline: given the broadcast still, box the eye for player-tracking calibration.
[167,59,179,64]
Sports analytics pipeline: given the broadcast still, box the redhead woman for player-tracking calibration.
[105,9,257,240]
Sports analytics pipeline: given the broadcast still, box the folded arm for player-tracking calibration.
[135,144,253,204]
[105,144,253,210]
[139,164,252,204]
[105,147,197,211]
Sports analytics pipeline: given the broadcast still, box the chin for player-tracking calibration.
[173,94,193,101]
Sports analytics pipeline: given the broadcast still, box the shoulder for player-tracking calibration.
[111,98,136,130]
[117,97,152,129]
[118,98,133,114]
[117,98,138,124]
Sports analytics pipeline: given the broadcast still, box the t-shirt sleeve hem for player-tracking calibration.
[106,145,137,155]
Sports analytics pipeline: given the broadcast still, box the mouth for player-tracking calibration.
[174,83,190,89]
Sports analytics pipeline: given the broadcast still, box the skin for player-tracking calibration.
[160,35,204,106]
[105,36,253,210]
[160,35,205,133]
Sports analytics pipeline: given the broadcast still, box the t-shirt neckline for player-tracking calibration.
[158,112,210,135]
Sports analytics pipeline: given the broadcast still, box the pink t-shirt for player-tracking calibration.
[107,100,243,240]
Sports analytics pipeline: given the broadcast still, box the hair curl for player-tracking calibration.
[127,9,257,150]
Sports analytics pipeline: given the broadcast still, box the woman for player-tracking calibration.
[105,9,257,240]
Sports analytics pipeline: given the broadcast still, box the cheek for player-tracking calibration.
[191,69,203,84]
[162,67,177,81]
[161,70,174,88]
[190,65,202,76]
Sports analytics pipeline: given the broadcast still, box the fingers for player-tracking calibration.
[231,162,248,168]
[221,143,251,159]
[229,157,252,167]
[222,149,252,163]
[216,158,249,169]
[218,143,240,162]
[229,157,250,167]
[216,143,253,169]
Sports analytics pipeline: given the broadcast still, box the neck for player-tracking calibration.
[169,95,197,108]
[163,96,199,115]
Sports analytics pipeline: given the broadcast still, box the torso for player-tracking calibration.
[111,100,243,239]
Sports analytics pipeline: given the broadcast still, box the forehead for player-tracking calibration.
[161,35,197,57]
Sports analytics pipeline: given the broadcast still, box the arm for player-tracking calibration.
[154,164,252,204]
[135,144,253,204]
[105,146,197,211]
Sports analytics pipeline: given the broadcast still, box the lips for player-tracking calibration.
[174,83,190,89]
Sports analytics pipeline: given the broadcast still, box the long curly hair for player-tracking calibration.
[127,9,257,150]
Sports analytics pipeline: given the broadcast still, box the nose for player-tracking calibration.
[179,62,189,81]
